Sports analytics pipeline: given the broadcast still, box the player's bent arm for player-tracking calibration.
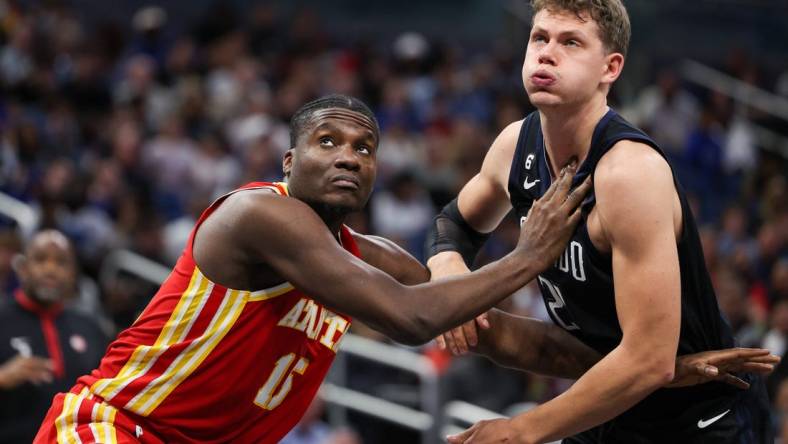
[475,310,775,387]
[475,309,599,379]
[233,168,585,347]
[351,232,430,285]
[426,120,520,275]
[234,193,532,345]
[507,142,681,443]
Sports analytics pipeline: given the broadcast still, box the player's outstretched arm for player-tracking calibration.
[474,309,779,387]
[232,163,588,347]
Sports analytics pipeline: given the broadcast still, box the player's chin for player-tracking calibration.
[527,90,564,107]
[323,192,365,212]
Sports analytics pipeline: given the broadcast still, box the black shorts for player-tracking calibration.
[563,376,772,444]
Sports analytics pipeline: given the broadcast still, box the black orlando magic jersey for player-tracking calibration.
[507,109,770,441]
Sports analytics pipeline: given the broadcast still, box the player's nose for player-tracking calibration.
[537,43,557,65]
[333,144,361,171]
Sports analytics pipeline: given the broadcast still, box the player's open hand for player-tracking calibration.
[668,347,780,389]
[446,418,527,444]
[436,313,490,355]
[515,159,591,272]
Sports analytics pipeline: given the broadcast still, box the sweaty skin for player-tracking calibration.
[192,108,589,346]
[432,8,778,444]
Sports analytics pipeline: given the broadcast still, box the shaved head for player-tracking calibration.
[17,230,77,305]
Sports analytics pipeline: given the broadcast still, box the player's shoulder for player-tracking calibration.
[495,118,525,148]
[595,139,672,191]
[222,186,303,220]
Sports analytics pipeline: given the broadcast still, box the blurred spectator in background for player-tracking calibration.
[0,1,786,439]
[371,171,434,257]
[627,68,699,157]
[0,229,22,297]
[0,230,107,443]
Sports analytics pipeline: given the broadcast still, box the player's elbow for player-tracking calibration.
[394,316,435,346]
[375,312,434,346]
[640,354,676,389]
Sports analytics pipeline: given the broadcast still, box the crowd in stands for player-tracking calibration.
[0,1,786,442]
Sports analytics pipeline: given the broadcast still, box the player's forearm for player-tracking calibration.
[510,344,674,443]
[477,310,600,379]
[392,252,541,344]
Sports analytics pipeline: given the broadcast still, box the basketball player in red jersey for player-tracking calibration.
[34,95,775,444]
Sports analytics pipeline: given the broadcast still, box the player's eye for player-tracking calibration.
[357,145,371,155]
[532,34,547,43]
[319,136,335,147]
[565,39,579,47]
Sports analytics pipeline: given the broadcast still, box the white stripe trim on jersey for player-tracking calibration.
[94,272,213,401]
[124,288,248,415]
[247,281,295,301]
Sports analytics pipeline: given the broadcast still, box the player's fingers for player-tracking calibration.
[738,362,776,374]
[444,330,460,355]
[476,313,490,329]
[566,204,583,229]
[436,335,447,350]
[539,172,559,202]
[541,160,575,202]
[552,157,578,203]
[462,321,479,348]
[708,349,778,366]
[719,373,750,390]
[446,425,475,443]
[746,354,781,364]
[696,363,719,377]
[451,327,470,354]
[563,176,592,213]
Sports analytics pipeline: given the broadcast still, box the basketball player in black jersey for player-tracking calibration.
[429,1,775,443]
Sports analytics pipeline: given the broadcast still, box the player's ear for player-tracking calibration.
[11,253,27,277]
[282,149,294,178]
[602,52,624,86]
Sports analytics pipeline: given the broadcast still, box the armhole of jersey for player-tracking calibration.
[186,183,287,257]
[506,115,533,199]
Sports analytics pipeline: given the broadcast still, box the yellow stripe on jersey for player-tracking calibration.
[56,389,90,444]
[88,404,103,444]
[124,289,248,416]
[55,393,75,444]
[91,268,214,401]
[88,399,118,444]
[247,281,295,301]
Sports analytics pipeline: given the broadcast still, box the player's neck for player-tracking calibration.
[538,97,609,178]
[308,202,348,238]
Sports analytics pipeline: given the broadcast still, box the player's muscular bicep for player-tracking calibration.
[353,232,430,285]
[596,142,680,364]
[233,193,403,315]
[456,120,521,232]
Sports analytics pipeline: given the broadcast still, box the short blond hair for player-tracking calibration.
[531,0,631,57]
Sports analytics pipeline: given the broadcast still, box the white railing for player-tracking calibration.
[679,59,788,159]
[0,191,39,238]
[443,400,503,437]
[98,249,171,289]
[680,59,788,121]
[324,333,442,444]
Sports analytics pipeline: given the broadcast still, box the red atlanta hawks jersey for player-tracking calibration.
[77,182,358,443]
